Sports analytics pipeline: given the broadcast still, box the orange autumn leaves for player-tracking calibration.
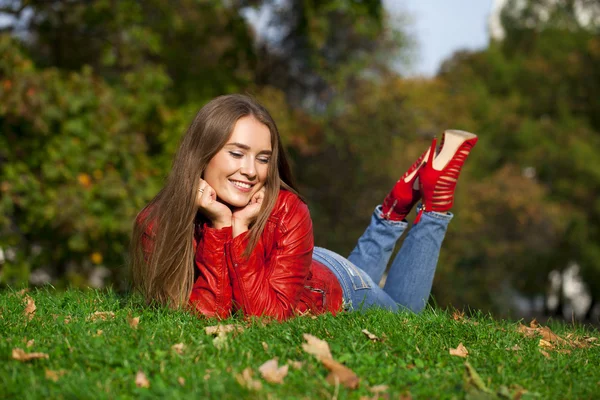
[517,319,598,358]
[205,323,381,392]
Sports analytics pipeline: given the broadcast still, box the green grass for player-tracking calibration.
[1,289,599,399]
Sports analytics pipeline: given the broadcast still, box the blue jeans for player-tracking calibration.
[312,205,452,313]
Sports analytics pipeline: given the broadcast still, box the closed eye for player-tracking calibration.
[258,157,270,164]
[229,151,243,158]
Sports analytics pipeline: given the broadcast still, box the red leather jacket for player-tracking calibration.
[185,190,343,320]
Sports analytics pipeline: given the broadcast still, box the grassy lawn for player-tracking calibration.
[1,289,598,399]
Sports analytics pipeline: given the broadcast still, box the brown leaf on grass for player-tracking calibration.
[16,288,30,296]
[301,333,333,360]
[128,316,140,329]
[204,324,243,335]
[12,348,49,362]
[23,295,36,321]
[539,349,551,359]
[539,326,567,345]
[235,367,262,391]
[212,333,228,349]
[321,357,360,389]
[135,370,150,388]
[399,392,413,400]
[262,342,269,351]
[517,324,537,338]
[449,343,469,358]
[64,316,71,324]
[370,384,389,394]
[505,344,521,351]
[178,377,185,386]
[452,310,465,321]
[287,359,304,369]
[205,324,243,349]
[361,329,382,342]
[530,319,539,328]
[45,369,67,382]
[26,339,34,348]
[258,358,289,384]
[93,330,103,337]
[539,339,554,350]
[87,311,115,322]
[171,343,185,354]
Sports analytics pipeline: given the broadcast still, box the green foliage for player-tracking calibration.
[0,36,172,285]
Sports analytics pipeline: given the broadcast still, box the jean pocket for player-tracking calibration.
[342,261,371,291]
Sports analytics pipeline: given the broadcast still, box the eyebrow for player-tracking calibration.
[225,142,272,155]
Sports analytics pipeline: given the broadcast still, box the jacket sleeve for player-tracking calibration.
[189,224,233,319]
[225,198,313,320]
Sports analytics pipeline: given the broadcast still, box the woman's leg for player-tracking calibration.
[346,206,408,285]
[382,206,452,313]
[313,247,399,311]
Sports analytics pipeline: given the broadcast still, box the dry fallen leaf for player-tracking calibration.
[171,343,185,354]
[87,311,115,322]
[287,359,304,369]
[12,348,49,362]
[517,324,538,338]
[302,333,333,360]
[452,310,465,321]
[178,376,185,386]
[205,324,243,349]
[530,319,539,328]
[361,329,382,342]
[539,349,551,359]
[16,288,30,296]
[45,369,66,382]
[64,316,71,324]
[212,333,228,349]
[204,324,243,335]
[93,330,103,337]
[262,342,269,351]
[321,357,360,389]
[539,339,554,350]
[258,358,289,384]
[235,367,262,391]
[399,391,413,400]
[506,344,521,351]
[128,316,140,329]
[449,343,469,358]
[23,295,36,321]
[26,339,35,348]
[135,370,150,388]
[370,384,389,394]
[539,326,567,345]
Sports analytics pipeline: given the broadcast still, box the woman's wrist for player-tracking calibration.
[210,218,232,230]
[231,217,249,238]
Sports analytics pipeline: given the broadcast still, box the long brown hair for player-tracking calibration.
[130,94,300,307]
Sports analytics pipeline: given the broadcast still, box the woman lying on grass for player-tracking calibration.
[130,94,477,320]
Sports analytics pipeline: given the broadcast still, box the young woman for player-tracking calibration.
[130,94,477,320]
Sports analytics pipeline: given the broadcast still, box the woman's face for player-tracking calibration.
[203,116,272,208]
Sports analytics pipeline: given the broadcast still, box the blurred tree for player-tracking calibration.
[0,0,256,104]
[436,0,600,315]
[0,36,171,286]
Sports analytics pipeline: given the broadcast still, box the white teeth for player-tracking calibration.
[230,180,252,189]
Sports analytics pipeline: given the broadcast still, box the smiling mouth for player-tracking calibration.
[229,179,255,191]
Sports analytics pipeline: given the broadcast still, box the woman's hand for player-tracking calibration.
[232,187,265,237]
[196,179,232,229]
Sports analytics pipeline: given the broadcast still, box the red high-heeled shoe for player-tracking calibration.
[415,130,478,223]
[381,145,433,221]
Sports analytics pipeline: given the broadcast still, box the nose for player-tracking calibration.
[240,157,257,179]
